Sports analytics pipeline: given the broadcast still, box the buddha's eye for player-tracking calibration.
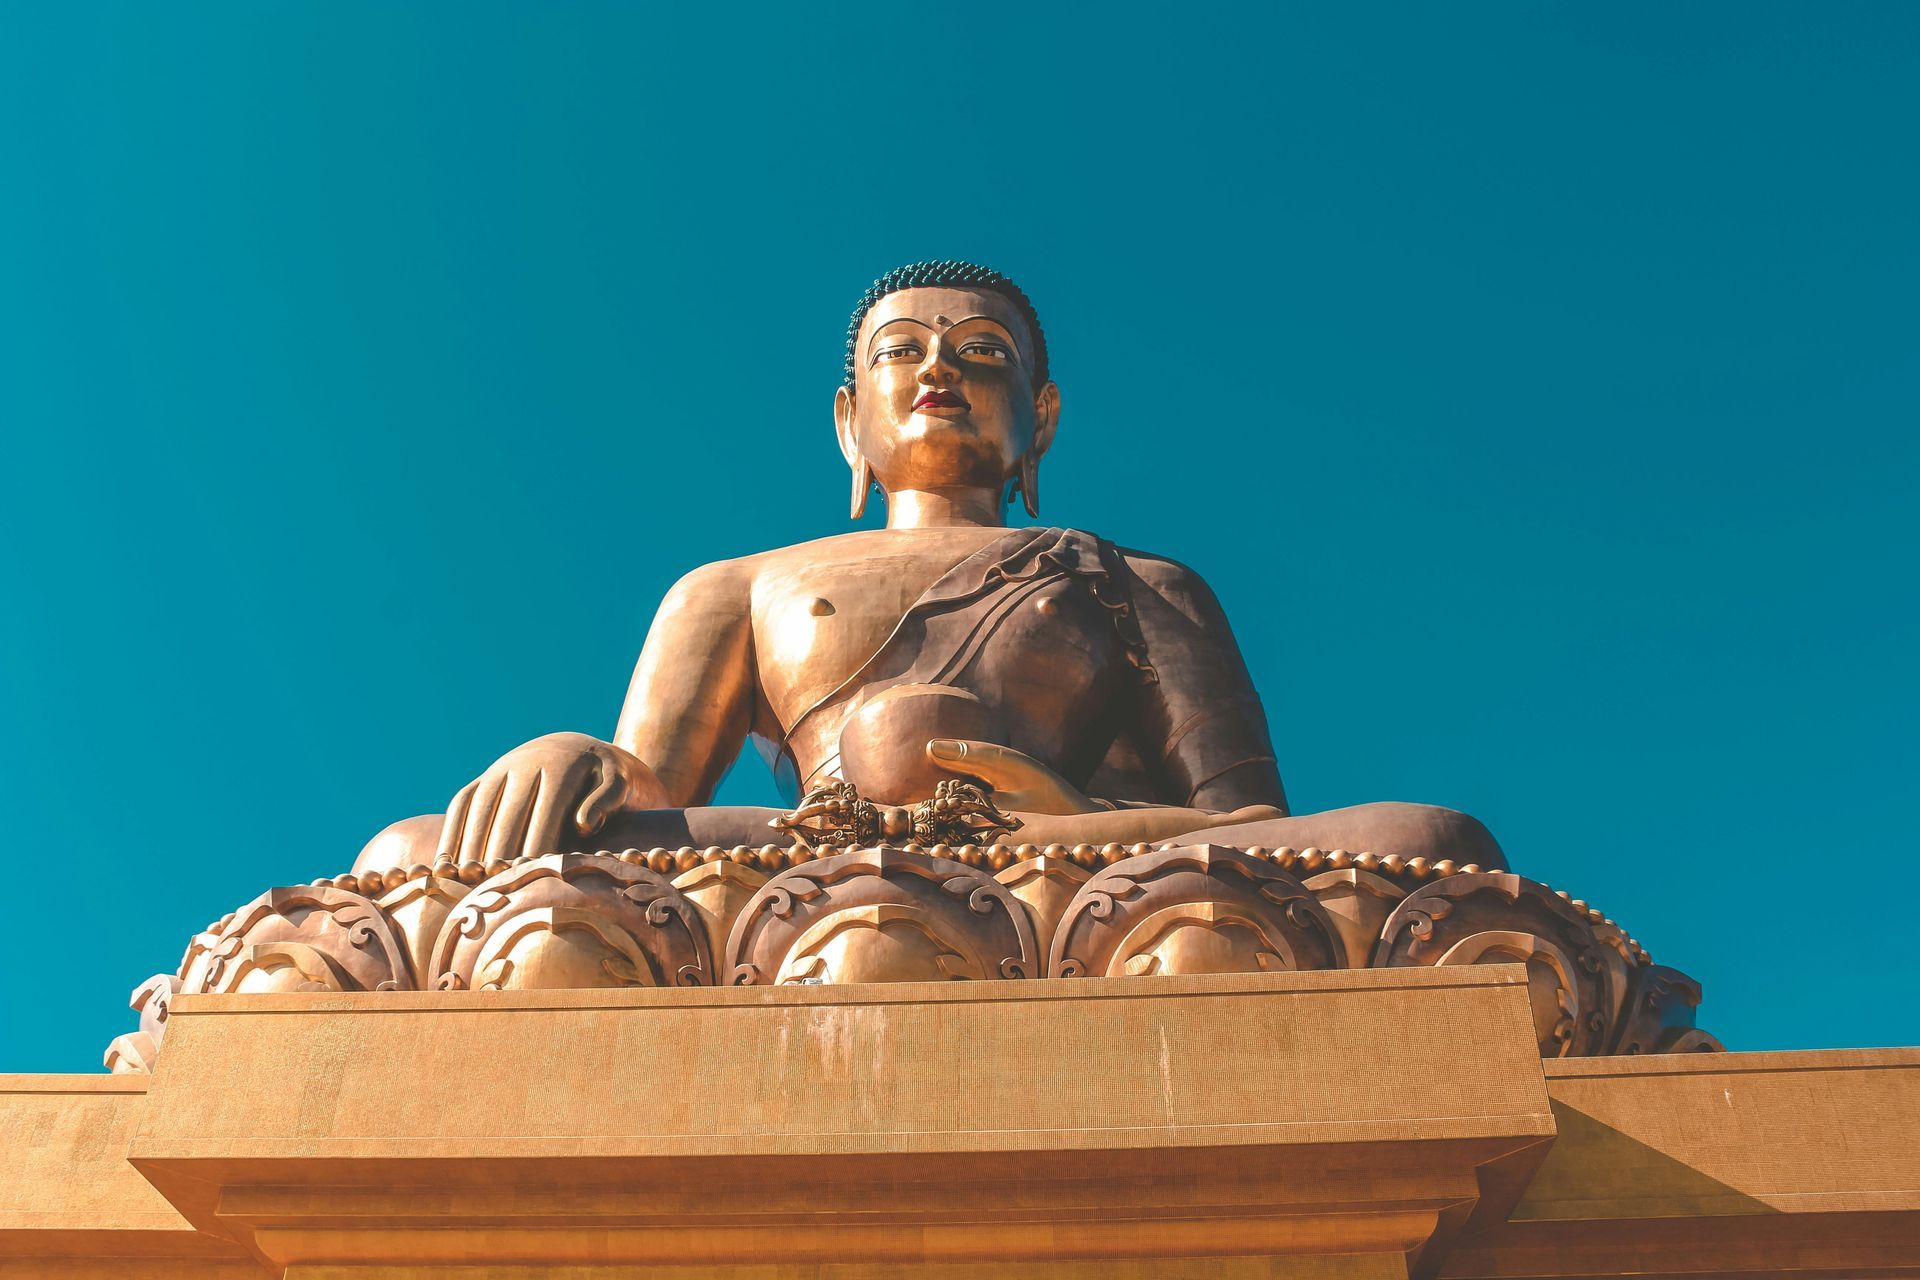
[873,345,922,364]
[960,342,1011,360]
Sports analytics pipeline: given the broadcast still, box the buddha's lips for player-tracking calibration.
[913,390,969,411]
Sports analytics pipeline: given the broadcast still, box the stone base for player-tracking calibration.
[4,968,1917,1278]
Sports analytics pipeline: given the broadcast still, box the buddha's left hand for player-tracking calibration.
[925,739,1096,815]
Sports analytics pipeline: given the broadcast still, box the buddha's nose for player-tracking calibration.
[917,337,961,386]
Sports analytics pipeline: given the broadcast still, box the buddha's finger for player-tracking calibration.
[780,801,835,828]
[926,739,1044,789]
[523,771,566,858]
[437,780,478,864]
[485,774,538,864]
[573,756,624,835]
[459,772,507,865]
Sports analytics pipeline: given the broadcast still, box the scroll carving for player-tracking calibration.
[195,886,411,996]
[375,873,468,989]
[725,847,1038,985]
[1374,873,1613,1057]
[993,855,1093,959]
[130,973,177,1046]
[1302,869,1408,969]
[1049,845,1344,978]
[103,1032,157,1075]
[671,860,770,971]
[1610,964,1722,1055]
[427,853,711,992]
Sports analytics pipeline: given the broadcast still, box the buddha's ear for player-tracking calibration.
[833,384,860,467]
[1033,380,1060,458]
[835,385,874,520]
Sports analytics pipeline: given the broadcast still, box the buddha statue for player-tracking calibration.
[355,261,1504,876]
[109,262,1716,1074]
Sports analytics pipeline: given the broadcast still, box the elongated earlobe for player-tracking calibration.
[850,457,874,520]
[1007,454,1040,517]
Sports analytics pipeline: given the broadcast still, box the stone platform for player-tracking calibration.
[5,967,1917,1278]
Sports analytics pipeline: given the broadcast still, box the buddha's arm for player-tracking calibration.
[1119,551,1290,815]
[613,558,756,807]
[428,560,754,866]
[916,556,1287,848]
[917,738,1282,847]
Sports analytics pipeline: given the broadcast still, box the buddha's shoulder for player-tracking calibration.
[664,527,1011,593]
[1102,541,1210,589]
[665,529,1215,597]
[752,527,1024,571]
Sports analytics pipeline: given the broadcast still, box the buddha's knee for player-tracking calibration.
[1366,801,1506,870]
[352,813,445,875]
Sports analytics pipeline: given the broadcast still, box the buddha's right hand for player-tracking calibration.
[435,731,669,866]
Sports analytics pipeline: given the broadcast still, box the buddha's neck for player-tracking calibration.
[884,486,1007,530]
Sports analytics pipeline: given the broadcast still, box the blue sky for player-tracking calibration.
[2,3,1914,1069]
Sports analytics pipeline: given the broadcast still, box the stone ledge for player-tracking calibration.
[1443,1044,1920,1277]
[129,968,1550,1274]
[6,977,1917,1277]
[0,1074,268,1278]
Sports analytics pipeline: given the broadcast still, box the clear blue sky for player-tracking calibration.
[2,4,1914,1070]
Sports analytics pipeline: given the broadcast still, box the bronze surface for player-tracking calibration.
[358,272,1501,879]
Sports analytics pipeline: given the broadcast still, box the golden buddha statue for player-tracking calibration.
[108,263,1715,1074]
[356,261,1504,876]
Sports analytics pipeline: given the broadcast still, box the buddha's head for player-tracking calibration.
[836,261,1060,519]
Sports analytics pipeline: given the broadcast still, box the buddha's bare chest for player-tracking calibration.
[749,538,995,724]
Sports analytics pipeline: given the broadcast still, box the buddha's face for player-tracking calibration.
[835,286,1059,496]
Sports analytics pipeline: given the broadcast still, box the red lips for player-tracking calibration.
[913,389,970,410]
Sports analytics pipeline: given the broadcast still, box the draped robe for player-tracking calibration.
[767,526,1283,813]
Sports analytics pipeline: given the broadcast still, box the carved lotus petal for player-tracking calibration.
[427,853,712,991]
[1376,873,1624,1057]
[727,848,1037,987]
[1049,845,1342,979]
[189,885,409,996]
